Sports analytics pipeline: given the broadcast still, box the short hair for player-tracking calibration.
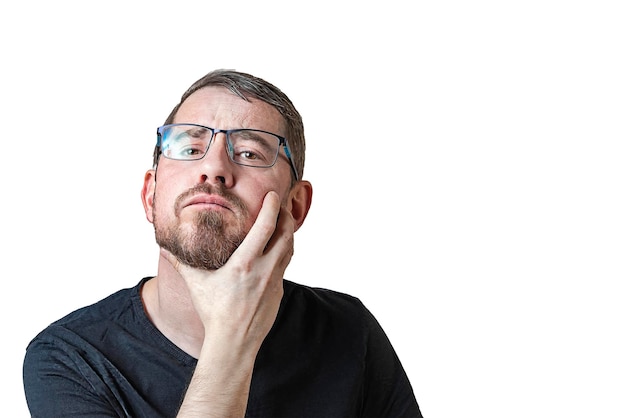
[153,69,305,182]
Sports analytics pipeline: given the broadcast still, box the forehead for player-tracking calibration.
[174,86,286,135]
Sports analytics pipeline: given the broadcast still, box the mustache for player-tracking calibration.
[174,183,246,217]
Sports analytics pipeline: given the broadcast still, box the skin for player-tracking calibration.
[140,86,313,417]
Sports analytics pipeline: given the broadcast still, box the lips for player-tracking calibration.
[182,194,233,212]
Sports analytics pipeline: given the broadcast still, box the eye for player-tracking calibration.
[179,145,205,156]
[162,126,212,160]
[229,130,278,166]
[238,150,260,161]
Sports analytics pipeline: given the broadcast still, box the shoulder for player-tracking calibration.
[279,279,381,339]
[25,277,151,350]
[283,279,367,315]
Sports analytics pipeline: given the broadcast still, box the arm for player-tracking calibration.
[165,191,294,417]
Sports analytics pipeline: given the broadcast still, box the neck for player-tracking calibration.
[141,256,205,358]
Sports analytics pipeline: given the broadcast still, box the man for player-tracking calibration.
[23,69,422,417]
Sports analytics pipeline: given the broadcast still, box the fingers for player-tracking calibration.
[230,190,294,275]
[266,205,295,268]
[234,191,282,260]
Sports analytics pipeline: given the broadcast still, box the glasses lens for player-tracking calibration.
[158,125,282,168]
[160,125,213,160]
[228,130,280,168]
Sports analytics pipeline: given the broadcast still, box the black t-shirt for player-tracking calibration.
[23,277,422,417]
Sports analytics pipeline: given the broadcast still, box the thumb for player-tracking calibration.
[160,247,183,272]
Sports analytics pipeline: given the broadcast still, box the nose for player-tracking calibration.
[197,132,234,187]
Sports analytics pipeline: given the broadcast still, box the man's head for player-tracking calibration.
[153,69,306,183]
[141,70,312,270]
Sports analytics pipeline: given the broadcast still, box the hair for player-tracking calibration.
[153,69,306,182]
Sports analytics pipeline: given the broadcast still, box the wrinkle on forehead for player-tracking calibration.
[174,86,286,135]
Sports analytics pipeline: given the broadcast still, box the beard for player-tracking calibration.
[153,184,249,270]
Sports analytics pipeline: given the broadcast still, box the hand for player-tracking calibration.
[162,190,294,350]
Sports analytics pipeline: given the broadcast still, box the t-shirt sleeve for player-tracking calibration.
[359,304,424,418]
[23,331,124,418]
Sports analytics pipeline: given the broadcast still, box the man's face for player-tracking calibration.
[143,86,294,270]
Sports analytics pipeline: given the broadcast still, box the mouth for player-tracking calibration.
[182,194,233,212]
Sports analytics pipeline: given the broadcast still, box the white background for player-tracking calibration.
[1,1,625,417]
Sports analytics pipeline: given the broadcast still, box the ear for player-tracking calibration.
[286,180,313,232]
[141,169,157,224]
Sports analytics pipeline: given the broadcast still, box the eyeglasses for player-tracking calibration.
[156,123,298,180]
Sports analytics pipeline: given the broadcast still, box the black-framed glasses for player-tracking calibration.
[156,123,298,180]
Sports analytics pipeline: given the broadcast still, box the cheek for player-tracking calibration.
[154,163,193,200]
[153,180,179,218]
[243,188,269,222]
[239,180,282,225]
